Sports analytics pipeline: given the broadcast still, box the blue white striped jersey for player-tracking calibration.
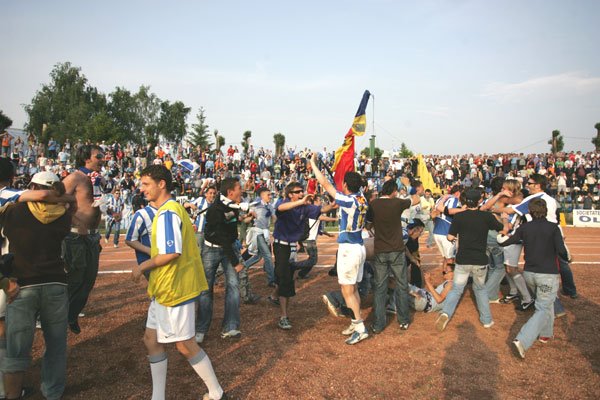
[334,191,368,244]
[191,196,211,233]
[126,205,158,265]
[511,192,558,223]
[106,195,124,221]
[433,196,461,236]
[402,226,409,245]
[156,201,183,255]
[0,187,23,207]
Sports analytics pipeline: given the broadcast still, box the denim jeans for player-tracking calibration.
[373,251,410,328]
[289,240,317,278]
[105,219,121,245]
[424,219,435,247]
[485,234,505,301]
[197,246,240,333]
[62,232,100,325]
[442,264,492,325]
[516,272,559,350]
[558,255,577,296]
[243,234,275,285]
[3,284,68,400]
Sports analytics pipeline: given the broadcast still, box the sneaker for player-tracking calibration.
[267,296,280,306]
[36,319,42,329]
[243,294,261,304]
[569,293,579,299]
[555,310,567,319]
[435,313,449,332]
[69,321,81,335]
[399,323,410,330]
[489,298,501,304]
[221,330,241,339]
[104,238,108,244]
[322,294,342,318]
[512,339,525,359]
[202,392,228,400]
[195,332,205,344]
[499,294,519,304]
[538,336,551,344]
[345,329,369,345]
[78,312,85,317]
[342,323,356,336]
[483,321,495,329]
[114,244,118,248]
[0,387,36,400]
[278,317,292,330]
[515,300,535,311]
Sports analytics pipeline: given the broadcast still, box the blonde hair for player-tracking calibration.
[503,179,521,194]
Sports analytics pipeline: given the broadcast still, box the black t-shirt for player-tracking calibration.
[449,209,503,265]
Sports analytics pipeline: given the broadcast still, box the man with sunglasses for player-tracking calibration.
[62,144,105,334]
[500,173,578,301]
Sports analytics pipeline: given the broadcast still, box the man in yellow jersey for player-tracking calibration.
[132,165,225,400]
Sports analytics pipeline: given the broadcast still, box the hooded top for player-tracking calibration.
[0,201,71,287]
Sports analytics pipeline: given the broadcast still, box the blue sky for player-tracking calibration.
[1,0,599,154]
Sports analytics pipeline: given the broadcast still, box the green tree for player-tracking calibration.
[24,62,104,143]
[593,122,600,152]
[242,130,252,154]
[133,85,161,145]
[360,146,382,159]
[548,129,564,154]
[156,100,191,143]
[0,110,13,132]
[273,132,286,156]
[189,107,212,150]
[107,87,142,143]
[399,142,413,158]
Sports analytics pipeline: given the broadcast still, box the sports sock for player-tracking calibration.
[352,319,366,332]
[189,349,223,400]
[0,336,6,397]
[148,352,167,400]
[512,273,532,303]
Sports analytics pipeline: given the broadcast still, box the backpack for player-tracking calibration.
[300,218,319,242]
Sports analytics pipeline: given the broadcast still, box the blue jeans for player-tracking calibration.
[373,251,410,328]
[442,264,492,325]
[485,234,505,301]
[516,272,559,350]
[105,219,121,245]
[558,255,577,296]
[243,234,275,285]
[197,246,240,333]
[3,285,68,400]
[289,240,317,277]
[424,219,435,247]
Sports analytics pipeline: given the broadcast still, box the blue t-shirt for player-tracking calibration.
[273,199,321,243]
[433,196,461,236]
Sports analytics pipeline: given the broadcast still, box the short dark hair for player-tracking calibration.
[75,144,103,168]
[529,198,547,219]
[490,177,505,195]
[140,165,173,191]
[530,173,547,190]
[220,177,240,197]
[407,218,425,230]
[380,180,398,196]
[256,187,270,197]
[285,182,303,198]
[0,158,15,182]
[449,184,463,195]
[205,185,217,193]
[344,171,363,193]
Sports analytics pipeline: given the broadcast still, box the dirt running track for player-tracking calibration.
[25,227,600,399]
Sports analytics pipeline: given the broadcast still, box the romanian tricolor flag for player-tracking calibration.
[332,90,371,190]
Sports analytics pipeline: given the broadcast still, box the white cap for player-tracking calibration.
[30,171,60,187]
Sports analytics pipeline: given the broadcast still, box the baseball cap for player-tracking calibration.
[465,189,482,203]
[30,171,60,187]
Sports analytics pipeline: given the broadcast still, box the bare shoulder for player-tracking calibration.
[63,171,89,193]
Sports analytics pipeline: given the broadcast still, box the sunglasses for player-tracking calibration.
[290,190,304,194]
[527,181,536,185]
[95,154,105,159]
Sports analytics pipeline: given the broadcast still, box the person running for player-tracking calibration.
[498,198,568,359]
[436,189,506,332]
[132,165,223,400]
[311,152,369,344]
[104,190,124,248]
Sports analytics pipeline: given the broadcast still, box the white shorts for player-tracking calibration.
[434,234,456,259]
[146,298,195,344]
[337,243,366,285]
[0,291,6,319]
[503,244,523,267]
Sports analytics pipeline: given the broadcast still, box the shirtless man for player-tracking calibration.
[62,144,104,334]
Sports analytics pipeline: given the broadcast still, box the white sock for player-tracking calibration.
[0,336,6,397]
[189,349,223,400]
[148,352,168,400]
[352,319,365,332]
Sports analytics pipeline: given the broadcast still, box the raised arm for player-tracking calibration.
[310,152,337,198]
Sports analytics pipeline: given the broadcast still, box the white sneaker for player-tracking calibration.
[104,238,108,244]
[483,321,495,329]
[512,339,525,359]
[342,323,356,336]
[221,329,241,339]
[114,244,118,248]
[78,313,85,317]
[195,332,205,343]
[435,313,449,332]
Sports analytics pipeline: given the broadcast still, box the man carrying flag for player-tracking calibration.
[310,90,370,345]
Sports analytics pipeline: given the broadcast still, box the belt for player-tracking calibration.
[274,239,296,246]
[204,240,221,248]
[71,228,98,235]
